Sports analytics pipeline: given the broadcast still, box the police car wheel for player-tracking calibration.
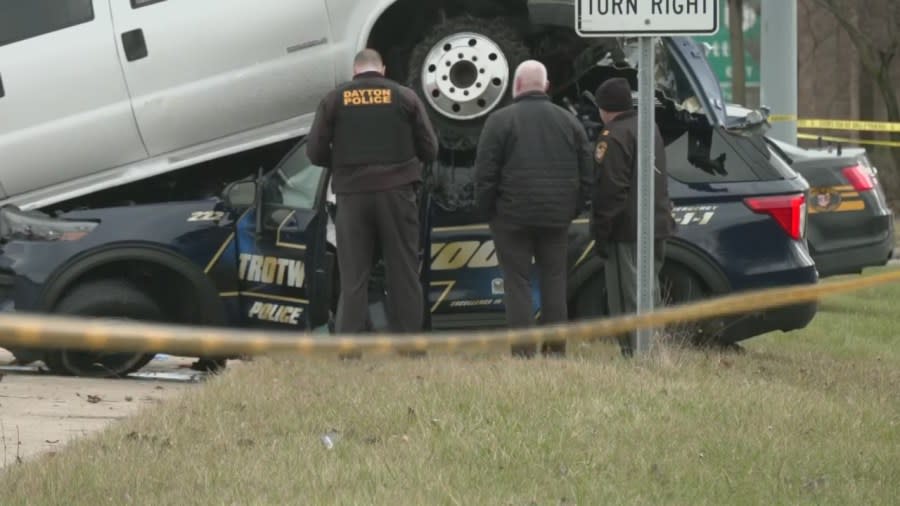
[408,17,530,151]
[658,264,718,347]
[43,280,161,378]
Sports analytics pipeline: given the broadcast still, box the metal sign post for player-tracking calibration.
[576,1,719,355]
[635,36,656,354]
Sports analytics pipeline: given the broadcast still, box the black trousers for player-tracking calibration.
[489,220,569,357]
[334,185,423,335]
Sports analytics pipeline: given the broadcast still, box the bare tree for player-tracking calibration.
[728,0,747,104]
[815,0,900,168]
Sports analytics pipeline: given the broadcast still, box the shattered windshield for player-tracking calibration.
[570,37,707,116]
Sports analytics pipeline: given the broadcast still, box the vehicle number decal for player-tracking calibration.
[188,211,226,222]
[672,206,717,227]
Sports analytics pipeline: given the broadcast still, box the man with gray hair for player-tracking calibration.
[474,60,594,358]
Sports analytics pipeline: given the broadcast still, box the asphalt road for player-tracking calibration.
[0,349,202,469]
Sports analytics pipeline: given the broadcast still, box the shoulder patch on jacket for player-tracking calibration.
[595,141,608,163]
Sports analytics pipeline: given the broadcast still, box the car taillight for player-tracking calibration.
[842,164,875,192]
[744,193,807,241]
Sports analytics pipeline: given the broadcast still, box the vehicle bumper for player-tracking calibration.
[812,215,895,277]
[719,264,819,344]
[719,299,818,344]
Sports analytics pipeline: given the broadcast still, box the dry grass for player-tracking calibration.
[1,274,899,505]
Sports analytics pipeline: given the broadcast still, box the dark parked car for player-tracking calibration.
[767,138,894,277]
[726,105,894,278]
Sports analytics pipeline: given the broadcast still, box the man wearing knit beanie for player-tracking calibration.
[590,77,675,357]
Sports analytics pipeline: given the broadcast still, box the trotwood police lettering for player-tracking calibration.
[248,302,303,325]
[431,241,499,270]
[343,88,393,106]
[587,0,710,15]
[238,254,305,288]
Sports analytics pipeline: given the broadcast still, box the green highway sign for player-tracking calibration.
[694,0,761,100]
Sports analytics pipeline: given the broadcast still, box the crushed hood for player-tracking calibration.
[572,36,728,126]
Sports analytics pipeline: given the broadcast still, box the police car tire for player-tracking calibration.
[571,264,720,348]
[407,16,531,151]
[658,264,719,346]
[43,280,161,378]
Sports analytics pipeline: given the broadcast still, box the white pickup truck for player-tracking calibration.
[1,0,728,211]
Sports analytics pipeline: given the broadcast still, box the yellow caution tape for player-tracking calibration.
[796,133,900,149]
[1,268,900,358]
[768,116,900,134]
[768,114,799,123]
[797,118,900,133]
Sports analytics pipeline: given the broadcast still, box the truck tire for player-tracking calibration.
[408,17,530,151]
[43,280,161,378]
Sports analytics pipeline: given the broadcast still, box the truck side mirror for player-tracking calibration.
[223,180,258,209]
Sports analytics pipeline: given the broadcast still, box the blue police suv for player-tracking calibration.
[0,37,817,377]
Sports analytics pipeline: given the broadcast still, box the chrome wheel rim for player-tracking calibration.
[421,32,510,121]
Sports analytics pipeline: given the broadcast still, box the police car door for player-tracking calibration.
[236,140,332,331]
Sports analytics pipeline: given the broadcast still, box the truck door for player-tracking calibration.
[0,0,148,198]
[234,141,333,331]
[108,0,335,157]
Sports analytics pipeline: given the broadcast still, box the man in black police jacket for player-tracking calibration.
[591,77,676,356]
[474,60,594,358]
[307,49,438,336]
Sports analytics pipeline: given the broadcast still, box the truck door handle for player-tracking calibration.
[0,73,5,98]
[122,29,148,62]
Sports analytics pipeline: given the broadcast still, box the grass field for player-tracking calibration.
[1,271,899,505]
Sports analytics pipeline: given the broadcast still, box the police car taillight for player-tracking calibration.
[744,193,807,241]
[842,164,875,192]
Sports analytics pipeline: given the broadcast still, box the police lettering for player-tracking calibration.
[342,88,393,106]
[652,0,709,15]
[431,241,499,270]
[248,302,303,325]
[238,254,305,288]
